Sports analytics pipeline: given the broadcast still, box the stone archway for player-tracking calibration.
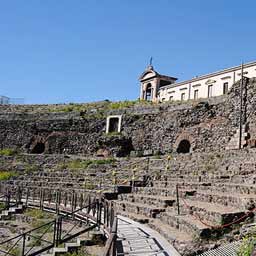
[177,139,191,153]
[145,83,152,101]
[28,135,48,154]
[174,133,193,154]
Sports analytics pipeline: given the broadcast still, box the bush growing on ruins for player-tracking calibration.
[0,148,18,156]
[24,164,38,174]
[0,171,17,181]
[237,236,256,256]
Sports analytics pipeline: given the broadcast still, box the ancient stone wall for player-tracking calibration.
[1,78,255,157]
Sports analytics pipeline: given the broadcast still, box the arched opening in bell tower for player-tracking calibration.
[145,83,152,101]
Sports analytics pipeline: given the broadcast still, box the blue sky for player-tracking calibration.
[1,0,256,104]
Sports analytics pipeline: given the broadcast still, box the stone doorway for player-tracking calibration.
[106,115,122,134]
[109,118,119,133]
[177,139,191,154]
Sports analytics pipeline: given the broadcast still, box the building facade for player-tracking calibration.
[0,96,10,105]
[139,61,256,102]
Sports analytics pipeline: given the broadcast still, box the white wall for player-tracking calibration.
[159,62,256,102]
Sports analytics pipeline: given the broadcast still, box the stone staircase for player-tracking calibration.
[43,238,85,256]
[114,150,256,254]
[0,203,24,220]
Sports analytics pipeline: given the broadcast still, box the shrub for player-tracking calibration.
[0,148,18,156]
[237,237,256,256]
[0,171,17,181]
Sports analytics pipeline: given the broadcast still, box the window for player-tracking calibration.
[194,90,199,100]
[223,82,228,94]
[208,85,213,98]
[181,93,185,101]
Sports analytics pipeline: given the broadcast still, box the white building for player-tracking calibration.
[139,61,256,102]
[0,96,10,104]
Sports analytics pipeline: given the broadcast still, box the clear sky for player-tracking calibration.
[1,0,256,104]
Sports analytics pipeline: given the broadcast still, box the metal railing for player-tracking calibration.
[0,185,118,256]
[103,216,117,256]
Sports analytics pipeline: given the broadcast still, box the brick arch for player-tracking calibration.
[174,133,193,153]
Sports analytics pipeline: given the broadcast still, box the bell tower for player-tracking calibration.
[139,63,178,102]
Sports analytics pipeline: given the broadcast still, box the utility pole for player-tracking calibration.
[239,62,244,150]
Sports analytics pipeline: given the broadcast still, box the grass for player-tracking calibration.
[0,171,18,181]
[25,209,55,234]
[0,148,18,156]
[66,249,95,256]
[0,202,5,210]
[66,158,116,170]
[48,99,153,114]
[24,164,38,174]
[25,209,53,219]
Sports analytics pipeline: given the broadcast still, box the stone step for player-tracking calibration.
[188,190,256,210]
[134,186,195,198]
[167,199,246,225]
[114,200,165,218]
[153,181,256,195]
[160,212,214,239]
[118,193,176,208]
[148,218,193,251]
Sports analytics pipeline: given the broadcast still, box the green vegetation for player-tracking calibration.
[24,164,38,174]
[0,171,18,181]
[104,131,122,137]
[49,99,153,114]
[4,247,20,256]
[66,158,116,170]
[237,236,256,256]
[0,148,18,156]
[25,209,54,234]
[66,249,95,256]
[0,202,5,210]
[83,181,96,190]
[25,209,52,219]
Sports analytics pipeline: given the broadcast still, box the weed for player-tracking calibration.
[0,171,18,181]
[0,148,18,156]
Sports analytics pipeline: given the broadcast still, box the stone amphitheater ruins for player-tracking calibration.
[1,64,256,256]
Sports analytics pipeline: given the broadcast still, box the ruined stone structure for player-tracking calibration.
[2,75,256,255]
[1,76,256,156]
